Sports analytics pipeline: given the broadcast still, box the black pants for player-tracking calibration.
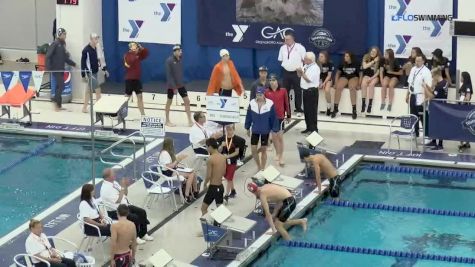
[52,72,65,108]
[35,258,76,267]
[410,95,423,137]
[283,69,302,112]
[84,218,111,236]
[303,88,318,132]
[108,205,149,238]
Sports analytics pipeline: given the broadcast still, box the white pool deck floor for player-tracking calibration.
[2,97,473,267]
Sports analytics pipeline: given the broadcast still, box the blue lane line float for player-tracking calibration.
[324,199,475,219]
[0,138,56,175]
[363,164,473,179]
[280,241,475,264]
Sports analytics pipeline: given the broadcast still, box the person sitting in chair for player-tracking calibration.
[158,137,199,203]
[189,111,222,155]
[79,184,111,236]
[25,219,77,267]
[99,168,153,245]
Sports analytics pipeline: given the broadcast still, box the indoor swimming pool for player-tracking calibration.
[0,133,136,238]
[252,163,475,267]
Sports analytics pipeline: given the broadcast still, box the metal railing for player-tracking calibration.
[99,131,147,181]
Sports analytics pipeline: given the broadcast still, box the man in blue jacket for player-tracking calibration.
[245,87,279,171]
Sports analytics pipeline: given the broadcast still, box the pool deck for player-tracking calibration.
[2,99,475,266]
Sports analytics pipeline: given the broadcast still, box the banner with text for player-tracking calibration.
[198,0,367,53]
[384,0,453,59]
[118,0,181,44]
[428,101,475,143]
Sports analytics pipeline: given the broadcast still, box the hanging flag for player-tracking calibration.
[9,71,19,90]
[1,72,14,91]
[19,71,32,92]
[32,71,45,91]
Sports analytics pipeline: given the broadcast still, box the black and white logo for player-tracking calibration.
[462,110,475,135]
[261,26,293,39]
[309,28,335,49]
[231,24,249,42]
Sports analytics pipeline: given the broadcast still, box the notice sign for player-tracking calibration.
[140,116,165,137]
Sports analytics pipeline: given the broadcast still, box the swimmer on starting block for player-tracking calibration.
[247,183,307,240]
[301,151,341,197]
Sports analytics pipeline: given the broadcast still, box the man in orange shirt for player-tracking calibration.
[207,49,244,97]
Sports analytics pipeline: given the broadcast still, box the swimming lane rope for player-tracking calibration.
[0,138,56,175]
[324,199,475,219]
[363,164,475,179]
[281,240,475,264]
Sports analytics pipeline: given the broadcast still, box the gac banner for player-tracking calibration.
[198,0,368,53]
[384,0,453,59]
[428,101,475,143]
[118,0,181,44]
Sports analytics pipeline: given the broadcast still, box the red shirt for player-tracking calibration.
[265,88,291,119]
[124,48,149,80]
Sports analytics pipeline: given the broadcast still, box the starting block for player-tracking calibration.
[200,205,256,260]
[94,95,129,131]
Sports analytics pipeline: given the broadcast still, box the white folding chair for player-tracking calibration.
[46,236,79,254]
[13,254,50,267]
[76,214,109,261]
[388,115,419,154]
[149,164,187,204]
[192,147,209,178]
[141,171,177,211]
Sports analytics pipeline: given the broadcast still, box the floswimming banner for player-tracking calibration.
[384,0,454,59]
[118,0,181,44]
[197,0,368,53]
[428,101,475,142]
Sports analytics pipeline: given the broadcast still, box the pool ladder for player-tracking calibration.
[99,131,146,181]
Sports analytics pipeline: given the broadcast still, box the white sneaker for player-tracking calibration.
[136,237,146,245]
[143,234,154,241]
[297,112,303,117]
[237,160,244,167]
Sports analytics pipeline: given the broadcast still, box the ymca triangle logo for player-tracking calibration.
[220,98,228,108]
[160,3,176,22]
[128,19,144,38]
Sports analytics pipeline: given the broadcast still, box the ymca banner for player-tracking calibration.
[198,0,368,53]
[428,101,475,143]
[384,0,453,59]
[118,0,181,44]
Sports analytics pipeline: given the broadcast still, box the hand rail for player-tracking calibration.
[99,131,147,181]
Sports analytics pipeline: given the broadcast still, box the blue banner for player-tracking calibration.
[19,71,32,92]
[428,101,475,142]
[1,72,14,90]
[198,0,368,53]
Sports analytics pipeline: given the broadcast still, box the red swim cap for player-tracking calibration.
[247,182,258,193]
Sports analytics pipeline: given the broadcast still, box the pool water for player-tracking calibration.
[0,134,136,237]
[252,165,475,267]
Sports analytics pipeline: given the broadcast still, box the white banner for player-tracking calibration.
[384,0,453,59]
[206,95,240,112]
[118,0,181,44]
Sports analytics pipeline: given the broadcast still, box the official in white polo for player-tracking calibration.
[298,52,320,134]
[278,31,306,116]
[406,55,432,137]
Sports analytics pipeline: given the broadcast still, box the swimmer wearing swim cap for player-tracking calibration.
[301,153,339,196]
[247,183,307,241]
